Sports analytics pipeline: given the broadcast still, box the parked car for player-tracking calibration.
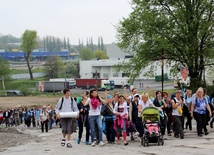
[6,90,21,96]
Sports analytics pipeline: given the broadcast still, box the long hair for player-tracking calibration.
[89,89,101,102]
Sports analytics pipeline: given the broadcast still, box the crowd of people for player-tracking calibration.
[0,104,58,133]
[1,87,214,149]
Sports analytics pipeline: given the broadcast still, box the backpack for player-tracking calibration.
[59,97,74,111]
[173,97,188,116]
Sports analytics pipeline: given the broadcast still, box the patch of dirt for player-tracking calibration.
[0,127,37,151]
[0,96,59,109]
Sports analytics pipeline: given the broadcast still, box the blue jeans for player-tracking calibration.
[88,115,103,143]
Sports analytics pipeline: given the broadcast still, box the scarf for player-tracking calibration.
[91,97,99,110]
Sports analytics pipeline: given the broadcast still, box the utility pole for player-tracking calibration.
[152,48,170,97]
[95,70,98,91]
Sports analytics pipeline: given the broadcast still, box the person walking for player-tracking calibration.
[191,88,212,137]
[77,95,90,145]
[88,89,107,147]
[55,88,79,148]
[40,106,49,133]
[171,90,185,139]
[101,95,115,144]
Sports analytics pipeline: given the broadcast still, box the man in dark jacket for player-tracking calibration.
[3,109,11,127]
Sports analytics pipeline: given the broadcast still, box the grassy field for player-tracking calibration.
[11,67,44,74]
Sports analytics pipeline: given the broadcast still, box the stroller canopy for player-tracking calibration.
[142,106,160,122]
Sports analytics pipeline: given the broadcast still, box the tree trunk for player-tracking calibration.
[25,56,34,80]
[189,69,205,92]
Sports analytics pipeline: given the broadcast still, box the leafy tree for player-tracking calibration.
[116,0,214,89]
[20,30,38,80]
[65,62,79,77]
[94,50,109,59]
[79,48,94,60]
[0,57,11,92]
[44,56,64,78]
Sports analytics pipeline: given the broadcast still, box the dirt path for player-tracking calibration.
[1,124,214,155]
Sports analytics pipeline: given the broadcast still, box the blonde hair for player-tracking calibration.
[196,88,204,95]
[141,92,149,99]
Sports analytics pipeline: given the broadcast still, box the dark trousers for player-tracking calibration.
[193,112,207,135]
[41,120,48,132]
[173,115,184,136]
[167,114,172,134]
[133,118,143,137]
[25,117,31,127]
[105,119,115,142]
[78,120,90,142]
[185,113,192,130]
[5,118,10,127]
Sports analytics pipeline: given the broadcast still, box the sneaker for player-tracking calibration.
[205,131,209,135]
[77,138,81,144]
[99,141,105,146]
[86,141,91,145]
[91,141,96,147]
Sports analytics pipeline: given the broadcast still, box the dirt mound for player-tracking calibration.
[0,127,35,151]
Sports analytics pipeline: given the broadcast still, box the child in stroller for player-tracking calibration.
[145,119,159,136]
[141,106,164,146]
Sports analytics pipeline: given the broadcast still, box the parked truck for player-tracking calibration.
[49,78,76,89]
[36,81,69,92]
[75,78,114,90]
[108,77,130,89]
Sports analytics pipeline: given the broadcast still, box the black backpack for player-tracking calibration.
[59,97,74,111]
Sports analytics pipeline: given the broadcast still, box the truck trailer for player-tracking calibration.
[75,78,114,90]
[36,81,69,92]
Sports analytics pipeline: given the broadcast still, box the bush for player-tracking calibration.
[19,84,30,96]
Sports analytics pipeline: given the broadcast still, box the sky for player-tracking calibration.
[0,0,132,44]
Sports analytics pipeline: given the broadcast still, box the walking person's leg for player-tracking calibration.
[194,112,203,136]
[105,120,111,142]
[45,120,48,132]
[77,121,83,144]
[85,120,91,145]
[41,121,44,132]
[110,119,115,143]
[96,115,105,146]
[201,114,208,135]
[88,116,96,146]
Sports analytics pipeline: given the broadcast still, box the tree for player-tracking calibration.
[65,62,79,78]
[20,30,38,80]
[116,0,214,89]
[79,48,94,60]
[44,56,64,78]
[94,50,109,59]
[0,57,11,92]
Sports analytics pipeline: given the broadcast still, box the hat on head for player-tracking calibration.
[107,95,112,99]
[133,94,140,98]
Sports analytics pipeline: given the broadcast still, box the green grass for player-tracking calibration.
[0,77,48,90]
[11,68,44,74]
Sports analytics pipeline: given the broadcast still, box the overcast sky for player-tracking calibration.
[0,0,132,44]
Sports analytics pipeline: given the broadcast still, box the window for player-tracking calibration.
[103,73,109,78]
[112,73,118,77]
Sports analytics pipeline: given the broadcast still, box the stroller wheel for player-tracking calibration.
[161,139,164,146]
[142,138,146,147]
[157,137,160,146]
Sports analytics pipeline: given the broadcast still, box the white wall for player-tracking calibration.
[79,59,172,79]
